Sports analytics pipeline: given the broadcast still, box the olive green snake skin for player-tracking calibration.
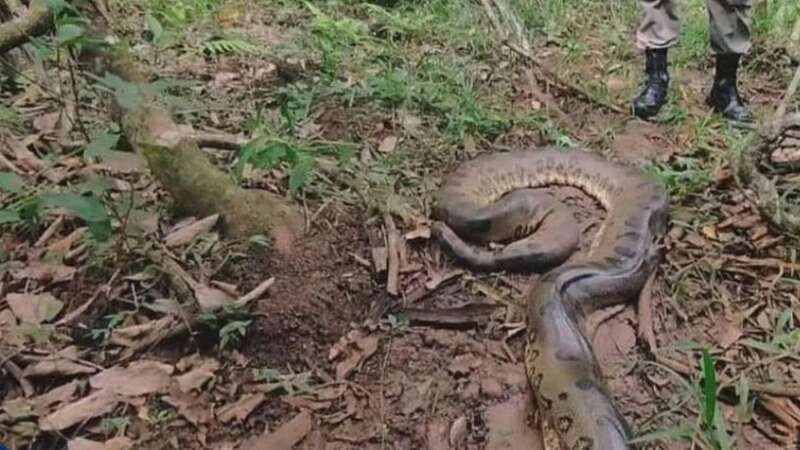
[431,147,669,450]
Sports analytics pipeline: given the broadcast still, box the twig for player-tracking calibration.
[234,276,275,307]
[505,42,629,116]
[775,61,800,119]
[56,269,120,326]
[0,149,24,174]
[478,0,503,38]
[491,0,529,52]
[0,0,53,55]
[4,359,34,397]
[383,213,401,297]
[88,0,112,25]
[34,215,63,247]
[191,130,248,151]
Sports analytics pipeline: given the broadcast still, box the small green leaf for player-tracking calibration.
[0,172,25,193]
[288,156,315,192]
[55,23,85,46]
[39,193,109,223]
[0,209,20,224]
[701,349,717,428]
[628,425,694,444]
[87,219,112,242]
[84,131,120,160]
[77,176,115,197]
[145,14,164,42]
[99,74,142,111]
[41,296,65,323]
[47,0,71,15]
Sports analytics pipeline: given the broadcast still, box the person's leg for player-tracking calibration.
[706,0,753,122]
[633,0,680,119]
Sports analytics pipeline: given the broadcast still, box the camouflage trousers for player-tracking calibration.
[636,0,752,54]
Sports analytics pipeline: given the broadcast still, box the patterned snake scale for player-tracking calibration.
[430,146,670,450]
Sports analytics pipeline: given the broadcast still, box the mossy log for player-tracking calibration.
[105,45,304,253]
[0,0,52,55]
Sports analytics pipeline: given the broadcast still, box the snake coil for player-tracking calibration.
[431,147,669,450]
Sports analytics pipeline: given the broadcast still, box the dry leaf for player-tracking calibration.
[67,437,134,450]
[90,150,143,173]
[31,380,82,414]
[24,346,97,378]
[194,284,236,312]
[216,393,265,423]
[2,397,35,420]
[110,317,175,347]
[11,262,76,283]
[176,359,220,393]
[39,389,119,431]
[449,416,468,447]
[399,112,422,134]
[0,308,20,346]
[163,386,213,426]
[701,224,718,240]
[6,293,64,324]
[711,320,743,350]
[378,135,398,153]
[90,360,173,397]
[239,411,313,450]
[48,227,87,254]
[448,354,481,376]
[165,214,220,247]
[331,331,379,380]
[426,420,450,450]
[33,111,60,134]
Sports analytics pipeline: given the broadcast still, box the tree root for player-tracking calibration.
[104,45,304,253]
[0,0,52,55]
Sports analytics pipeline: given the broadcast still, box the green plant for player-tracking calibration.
[147,0,223,29]
[90,311,131,342]
[198,304,253,350]
[236,134,357,194]
[644,157,714,198]
[100,417,130,435]
[218,319,251,350]
[386,314,410,333]
[632,348,738,449]
[0,170,113,241]
[253,368,316,395]
[200,38,264,57]
[700,349,731,450]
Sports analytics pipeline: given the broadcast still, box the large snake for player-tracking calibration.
[431,146,669,450]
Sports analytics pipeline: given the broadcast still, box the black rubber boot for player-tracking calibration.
[633,48,669,120]
[707,54,753,123]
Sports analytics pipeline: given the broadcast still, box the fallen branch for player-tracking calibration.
[398,304,500,327]
[383,213,401,296]
[191,130,248,151]
[506,42,629,116]
[103,45,304,253]
[0,0,52,55]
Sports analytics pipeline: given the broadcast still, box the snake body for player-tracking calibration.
[431,147,669,449]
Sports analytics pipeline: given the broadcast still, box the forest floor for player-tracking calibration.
[1,1,800,449]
